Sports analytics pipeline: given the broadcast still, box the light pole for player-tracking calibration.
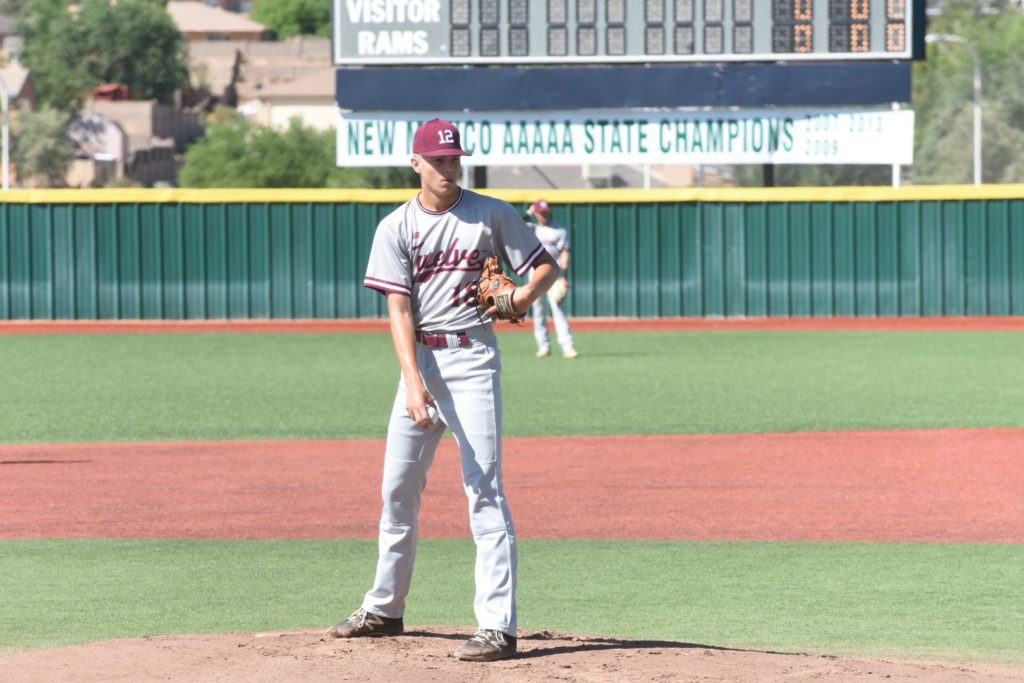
[0,72,8,191]
[925,33,982,185]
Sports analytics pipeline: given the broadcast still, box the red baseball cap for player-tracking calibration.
[529,199,551,214]
[413,119,471,157]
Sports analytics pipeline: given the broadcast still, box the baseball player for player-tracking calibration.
[327,118,560,662]
[526,200,578,359]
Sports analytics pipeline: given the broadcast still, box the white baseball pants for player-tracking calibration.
[532,293,574,353]
[361,325,518,636]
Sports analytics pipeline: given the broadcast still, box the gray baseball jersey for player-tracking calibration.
[534,222,570,260]
[364,189,544,331]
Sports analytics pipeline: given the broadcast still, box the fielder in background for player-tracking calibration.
[526,199,578,359]
[327,119,560,662]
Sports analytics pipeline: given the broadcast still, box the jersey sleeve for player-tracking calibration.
[493,201,545,277]
[363,216,412,297]
[556,226,570,253]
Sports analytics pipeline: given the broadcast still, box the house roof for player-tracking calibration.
[187,36,332,102]
[253,67,335,101]
[167,1,268,34]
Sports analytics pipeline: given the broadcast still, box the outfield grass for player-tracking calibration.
[1,539,1021,663]
[0,330,1022,443]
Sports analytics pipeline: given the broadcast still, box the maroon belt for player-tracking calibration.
[415,331,471,348]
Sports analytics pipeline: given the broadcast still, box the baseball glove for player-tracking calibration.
[548,277,568,303]
[477,256,523,324]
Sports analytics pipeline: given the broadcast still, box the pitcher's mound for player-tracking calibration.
[3,627,1020,682]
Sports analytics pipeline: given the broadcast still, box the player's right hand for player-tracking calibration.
[407,390,439,430]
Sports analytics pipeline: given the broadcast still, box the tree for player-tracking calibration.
[15,0,92,112]
[250,0,331,38]
[327,165,420,190]
[16,0,190,113]
[11,103,75,187]
[727,163,892,188]
[910,0,1024,183]
[179,111,417,189]
[76,0,191,103]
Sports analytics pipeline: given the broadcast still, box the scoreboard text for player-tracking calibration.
[332,0,917,65]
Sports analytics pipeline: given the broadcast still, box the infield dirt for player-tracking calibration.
[4,626,1023,682]
[3,431,1022,542]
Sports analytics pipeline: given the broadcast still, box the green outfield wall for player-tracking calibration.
[1,186,1022,320]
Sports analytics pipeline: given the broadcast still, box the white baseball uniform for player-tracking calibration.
[361,188,544,637]
[531,221,575,354]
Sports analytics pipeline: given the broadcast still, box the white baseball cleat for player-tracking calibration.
[536,348,551,358]
[562,348,579,359]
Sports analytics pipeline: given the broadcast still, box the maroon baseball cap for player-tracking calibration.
[413,119,471,157]
[529,199,551,214]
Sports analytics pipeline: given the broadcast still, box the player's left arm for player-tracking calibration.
[490,200,559,315]
[557,247,570,289]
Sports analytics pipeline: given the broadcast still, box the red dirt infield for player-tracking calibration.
[3,429,1022,542]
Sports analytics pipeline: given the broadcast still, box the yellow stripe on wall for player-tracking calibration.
[2,185,1024,204]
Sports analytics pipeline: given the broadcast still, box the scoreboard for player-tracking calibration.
[332,0,920,65]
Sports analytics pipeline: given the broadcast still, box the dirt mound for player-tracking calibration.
[3,628,1020,682]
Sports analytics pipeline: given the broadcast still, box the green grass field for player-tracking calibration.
[0,330,1022,443]
[2,330,1022,663]
[1,539,1021,662]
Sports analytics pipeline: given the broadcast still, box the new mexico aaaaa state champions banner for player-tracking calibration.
[337,109,914,167]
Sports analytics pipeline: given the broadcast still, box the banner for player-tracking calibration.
[337,108,914,167]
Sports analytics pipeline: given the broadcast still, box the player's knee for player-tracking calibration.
[382,475,425,502]
[467,498,510,535]
[380,498,419,525]
[462,459,499,491]
[470,517,511,538]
